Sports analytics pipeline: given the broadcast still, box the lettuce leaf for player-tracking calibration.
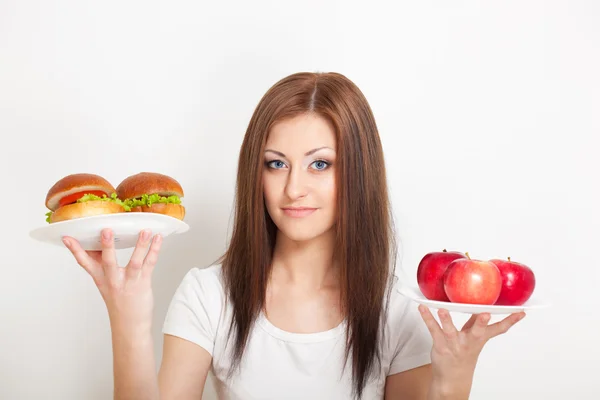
[77,192,131,211]
[44,193,182,223]
[123,193,181,208]
[44,192,131,223]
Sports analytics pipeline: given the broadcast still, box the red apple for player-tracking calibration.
[489,257,536,306]
[417,249,467,301]
[443,253,502,305]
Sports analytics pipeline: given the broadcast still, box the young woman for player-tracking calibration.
[63,72,525,399]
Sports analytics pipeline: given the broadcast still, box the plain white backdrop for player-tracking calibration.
[1,0,598,399]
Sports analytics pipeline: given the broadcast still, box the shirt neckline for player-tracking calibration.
[257,312,346,343]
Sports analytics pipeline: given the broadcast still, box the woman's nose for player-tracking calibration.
[284,169,308,200]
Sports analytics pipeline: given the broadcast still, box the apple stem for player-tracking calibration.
[508,256,511,261]
[443,249,447,252]
[465,252,471,259]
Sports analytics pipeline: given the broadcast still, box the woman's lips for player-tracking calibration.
[281,207,317,218]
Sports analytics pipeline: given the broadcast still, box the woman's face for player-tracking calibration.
[262,113,337,243]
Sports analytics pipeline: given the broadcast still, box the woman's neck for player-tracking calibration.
[270,229,338,290]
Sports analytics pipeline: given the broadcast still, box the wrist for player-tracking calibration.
[428,370,475,400]
[428,380,468,400]
[110,324,154,355]
[109,314,153,337]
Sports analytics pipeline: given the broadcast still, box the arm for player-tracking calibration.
[404,305,525,400]
[384,363,472,400]
[110,322,159,400]
[158,334,213,399]
[383,305,524,400]
[384,364,431,400]
[64,230,214,400]
[110,327,212,400]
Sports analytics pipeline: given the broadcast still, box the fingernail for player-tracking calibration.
[154,234,162,243]
[62,238,70,247]
[141,229,150,240]
[102,229,111,240]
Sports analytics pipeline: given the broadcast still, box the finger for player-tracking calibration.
[126,229,152,281]
[100,228,118,277]
[469,313,491,340]
[486,312,526,339]
[437,308,458,336]
[87,250,103,264]
[63,237,103,282]
[418,305,444,342]
[461,314,479,332]
[142,234,163,279]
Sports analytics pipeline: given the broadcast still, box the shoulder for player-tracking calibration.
[178,264,225,294]
[384,275,417,318]
[162,264,228,356]
[170,264,227,312]
[381,274,433,375]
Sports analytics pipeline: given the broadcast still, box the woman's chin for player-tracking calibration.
[276,225,334,244]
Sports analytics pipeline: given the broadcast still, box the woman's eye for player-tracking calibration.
[311,160,329,170]
[267,160,286,169]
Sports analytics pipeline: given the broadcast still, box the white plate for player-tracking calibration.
[29,213,190,251]
[397,284,550,315]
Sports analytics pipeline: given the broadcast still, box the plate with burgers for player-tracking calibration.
[30,172,190,250]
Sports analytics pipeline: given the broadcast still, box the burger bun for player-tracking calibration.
[116,172,184,200]
[50,200,126,223]
[130,203,186,220]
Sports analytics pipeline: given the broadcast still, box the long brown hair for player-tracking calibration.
[220,72,397,398]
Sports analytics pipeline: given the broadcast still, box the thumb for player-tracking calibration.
[63,237,104,285]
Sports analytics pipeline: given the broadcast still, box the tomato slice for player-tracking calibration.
[59,190,109,207]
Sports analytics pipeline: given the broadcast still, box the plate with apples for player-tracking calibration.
[398,250,550,314]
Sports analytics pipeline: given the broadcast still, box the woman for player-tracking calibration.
[63,72,525,399]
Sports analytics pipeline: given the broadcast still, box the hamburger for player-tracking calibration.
[116,172,185,220]
[45,173,129,223]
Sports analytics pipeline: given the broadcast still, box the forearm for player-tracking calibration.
[427,374,473,400]
[111,322,159,400]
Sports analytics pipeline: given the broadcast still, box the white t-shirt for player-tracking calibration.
[162,265,432,400]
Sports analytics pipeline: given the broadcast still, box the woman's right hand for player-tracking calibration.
[62,228,163,332]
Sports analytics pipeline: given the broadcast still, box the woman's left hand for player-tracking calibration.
[418,305,525,396]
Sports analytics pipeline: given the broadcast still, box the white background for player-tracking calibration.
[1,1,598,399]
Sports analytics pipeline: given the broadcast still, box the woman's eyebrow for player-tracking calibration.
[264,146,334,157]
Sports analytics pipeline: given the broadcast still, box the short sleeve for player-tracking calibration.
[385,283,433,376]
[162,265,225,356]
